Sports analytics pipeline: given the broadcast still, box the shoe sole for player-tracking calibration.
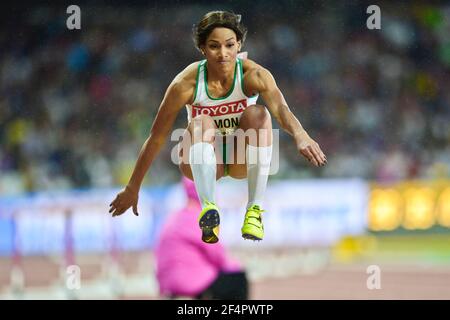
[242,232,263,241]
[199,209,220,244]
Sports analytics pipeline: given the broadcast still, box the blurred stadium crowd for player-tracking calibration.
[1,2,449,195]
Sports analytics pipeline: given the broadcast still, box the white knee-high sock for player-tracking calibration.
[246,144,272,209]
[189,142,217,208]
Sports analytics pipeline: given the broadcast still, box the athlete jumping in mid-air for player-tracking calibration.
[109,11,327,243]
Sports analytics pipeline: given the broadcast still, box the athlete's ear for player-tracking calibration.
[237,41,242,52]
[200,45,206,56]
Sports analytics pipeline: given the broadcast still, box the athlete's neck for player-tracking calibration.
[206,60,236,85]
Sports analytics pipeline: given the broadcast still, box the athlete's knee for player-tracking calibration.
[189,114,216,143]
[241,105,271,128]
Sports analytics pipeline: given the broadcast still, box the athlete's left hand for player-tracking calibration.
[296,131,327,167]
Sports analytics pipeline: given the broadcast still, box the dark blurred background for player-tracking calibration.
[1,1,448,194]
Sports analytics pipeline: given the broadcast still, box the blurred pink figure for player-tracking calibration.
[154,177,247,299]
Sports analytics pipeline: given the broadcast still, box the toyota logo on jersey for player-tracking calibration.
[191,99,247,117]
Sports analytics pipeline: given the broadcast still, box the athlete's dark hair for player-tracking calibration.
[193,11,247,53]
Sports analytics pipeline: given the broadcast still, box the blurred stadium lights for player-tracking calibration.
[369,182,450,232]
[403,187,435,230]
[437,187,450,228]
[369,188,403,231]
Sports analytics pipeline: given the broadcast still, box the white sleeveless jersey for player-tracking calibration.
[186,58,259,136]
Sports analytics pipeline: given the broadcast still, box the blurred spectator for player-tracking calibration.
[154,177,248,299]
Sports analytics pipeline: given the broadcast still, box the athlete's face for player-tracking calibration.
[202,27,241,69]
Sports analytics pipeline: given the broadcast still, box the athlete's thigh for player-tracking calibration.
[178,128,225,180]
[227,135,247,179]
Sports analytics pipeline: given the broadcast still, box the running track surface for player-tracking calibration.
[1,251,450,299]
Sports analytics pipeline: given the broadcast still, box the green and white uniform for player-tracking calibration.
[186,58,258,175]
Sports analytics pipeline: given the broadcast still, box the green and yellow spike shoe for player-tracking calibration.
[241,204,265,241]
[198,201,220,244]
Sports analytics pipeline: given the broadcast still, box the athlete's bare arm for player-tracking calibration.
[242,59,327,167]
[109,63,198,217]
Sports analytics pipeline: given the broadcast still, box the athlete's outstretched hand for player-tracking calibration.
[109,186,139,217]
[296,131,327,167]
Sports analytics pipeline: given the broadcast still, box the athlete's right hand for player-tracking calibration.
[109,186,139,217]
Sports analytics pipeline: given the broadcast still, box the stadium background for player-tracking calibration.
[1,1,450,299]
